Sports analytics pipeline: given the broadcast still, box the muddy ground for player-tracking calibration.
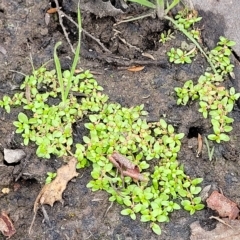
[0,0,240,239]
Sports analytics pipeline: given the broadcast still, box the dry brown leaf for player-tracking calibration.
[108,152,147,181]
[127,66,145,72]
[196,133,203,157]
[206,190,239,219]
[33,157,78,213]
[47,8,57,14]
[190,219,240,240]
[0,212,16,239]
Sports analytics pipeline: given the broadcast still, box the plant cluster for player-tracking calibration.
[0,2,206,235]
[175,37,240,143]
[175,9,202,31]
[159,29,175,44]
[167,47,196,64]
[0,67,204,234]
[45,172,57,184]
[76,106,204,235]
[5,68,107,158]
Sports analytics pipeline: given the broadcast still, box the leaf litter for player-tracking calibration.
[0,212,16,239]
[29,157,78,234]
[206,190,239,220]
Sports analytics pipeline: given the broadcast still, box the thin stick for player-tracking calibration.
[209,216,233,229]
[54,0,75,54]
[58,10,111,54]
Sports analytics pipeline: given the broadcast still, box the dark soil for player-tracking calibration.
[1,1,240,239]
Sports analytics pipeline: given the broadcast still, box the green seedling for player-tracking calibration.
[54,7,81,105]
[167,47,196,64]
[159,29,175,44]
[0,95,13,113]
[175,9,202,30]
[45,172,57,184]
[204,137,215,161]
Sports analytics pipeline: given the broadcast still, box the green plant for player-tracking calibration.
[127,0,218,74]
[204,137,215,161]
[159,29,175,44]
[174,37,240,143]
[45,172,57,184]
[0,3,205,236]
[54,7,81,105]
[167,47,196,64]
[82,106,204,235]
[175,9,202,30]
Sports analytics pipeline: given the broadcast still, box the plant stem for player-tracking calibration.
[204,137,215,161]
[164,15,218,75]
[156,0,164,18]
[54,41,65,103]
[64,5,82,101]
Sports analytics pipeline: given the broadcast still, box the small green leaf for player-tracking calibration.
[151,223,161,235]
[194,203,205,210]
[191,178,203,186]
[219,133,230,141]
[83,136,91,144]
[121,209,131,216]
[18,112,28,123]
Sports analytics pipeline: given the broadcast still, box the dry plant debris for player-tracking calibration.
[190,219,240,240]
[33,157,78,212]
[127,66,145,72]
[108,152,147,181]
[206,190,239,219]
[0,212,16,239]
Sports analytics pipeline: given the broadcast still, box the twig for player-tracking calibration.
[209,216,233,229]
[15,151,32,182]
[54,0,75,54]
[41,205,51,227]
[103,201,114,218]
[117,35,142,53]
[114,10,156,26]
[58,10,111,54]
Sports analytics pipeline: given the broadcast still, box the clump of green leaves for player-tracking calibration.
[1,66,204,235]
[74,103,204,235]
[175,9,202,30]
[0,2,206,235]
[159,29,175,44]
[175,37,240,143]
[167,47,196,64]
[45,172,57,184]
[9,68,108,158]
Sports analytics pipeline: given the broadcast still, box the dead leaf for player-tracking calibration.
[142,52,155,60]
[33,157,78,213]
[108,152,147,181]
[196,133,202,157]
[190,219,240,240]
[47,8,57,14]
[206,190,239,219]
[127,66,145,72]
[0,212,16,239]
